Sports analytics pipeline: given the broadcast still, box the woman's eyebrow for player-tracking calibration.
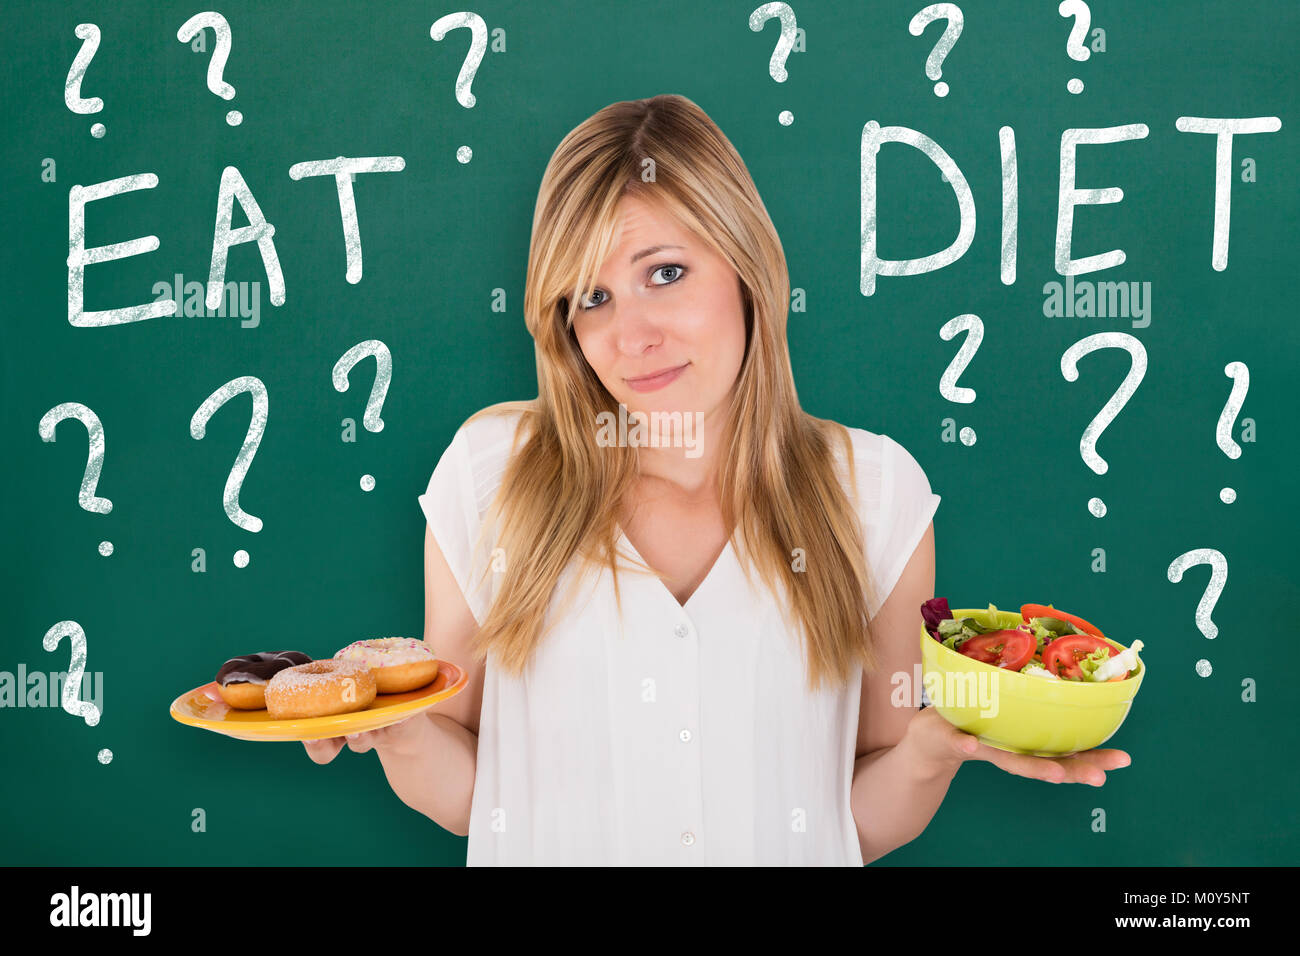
[629,244,685,264]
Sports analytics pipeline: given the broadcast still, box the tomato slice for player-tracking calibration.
[1042,634,1114,680]
[1020,604,1105,639]
[957,629,1037,670]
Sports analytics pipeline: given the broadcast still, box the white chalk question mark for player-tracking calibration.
[177,11,242,126]
[333,340,393,493]
[431,12,488,163]
[908,3,964,98]
[65,23,107,138]
[748,2,798,126]
[1167,548,1227,678]
[39,402,114,557]
[42,620,112,763]
[190,375,268,566]
[1058,0,1091,94]
[1216,361,1249,503]
[1060,332,1148,517]
[938,314,982,446]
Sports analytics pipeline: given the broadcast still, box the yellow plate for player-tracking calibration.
[169,660,467,742]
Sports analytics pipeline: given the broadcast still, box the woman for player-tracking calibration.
[304,94,1130,865]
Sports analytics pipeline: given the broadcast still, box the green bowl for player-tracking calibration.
[919,607,1145,756]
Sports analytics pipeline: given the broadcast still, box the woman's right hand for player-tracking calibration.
[903,705,1130,786]
[301,713,432,765]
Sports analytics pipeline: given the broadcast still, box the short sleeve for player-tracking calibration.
[413,411,520,629]
[869,435,941,616]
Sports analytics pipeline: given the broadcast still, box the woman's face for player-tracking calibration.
[570,194,747,427]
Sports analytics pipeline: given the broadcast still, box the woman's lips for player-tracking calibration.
[625,363,687,393]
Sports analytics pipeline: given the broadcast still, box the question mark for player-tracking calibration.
[1060,332,1148,517]
[65,23,107,138]
[1215,361,1249,504]
[748,2,798,126]
[908,4,964,97]
[938,314,982,446]
[1059,0,1091,94]
[190,375,268,567]
[431,12,488,163]
[39,402,114,556]
[333,340,393,493]
[42,620,113,763]
[177,12,242,126]
[1167,548,1227,678]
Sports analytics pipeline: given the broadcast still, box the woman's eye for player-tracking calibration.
[578,265,685,311]
[651,264,685,285]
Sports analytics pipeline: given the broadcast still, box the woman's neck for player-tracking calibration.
[629,402,728,498]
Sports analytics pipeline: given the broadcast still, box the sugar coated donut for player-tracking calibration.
[215,651,312,709]
[333,638,440,694]
[265,659,377,720]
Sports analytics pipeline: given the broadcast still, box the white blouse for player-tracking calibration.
[418,408,941,866]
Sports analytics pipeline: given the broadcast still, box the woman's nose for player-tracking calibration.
[613,307,665,355]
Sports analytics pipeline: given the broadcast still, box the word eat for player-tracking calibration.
[66,156,404,327]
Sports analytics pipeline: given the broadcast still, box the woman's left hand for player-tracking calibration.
[904,705,1131,786]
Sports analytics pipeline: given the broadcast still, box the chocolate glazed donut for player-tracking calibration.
[215,651,313,709]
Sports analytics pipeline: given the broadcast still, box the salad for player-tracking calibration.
[921,598,1144,682]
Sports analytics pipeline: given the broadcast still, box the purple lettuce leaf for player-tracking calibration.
[921,597,952,641]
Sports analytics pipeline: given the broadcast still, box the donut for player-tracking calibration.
[215,651,312,709]
[333,638,440,694]
[265,659,377,720]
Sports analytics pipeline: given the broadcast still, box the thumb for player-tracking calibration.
[953,733,979,757]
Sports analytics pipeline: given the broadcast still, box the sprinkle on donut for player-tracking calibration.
[333,637,436,668]
[333,638,439,694]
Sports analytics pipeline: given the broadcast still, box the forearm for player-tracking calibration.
[377,713,478,836]
[850,724,960,864]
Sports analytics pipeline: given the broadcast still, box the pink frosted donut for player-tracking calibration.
[333,638,439,694]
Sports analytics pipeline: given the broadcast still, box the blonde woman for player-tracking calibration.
[305,94,1131,865]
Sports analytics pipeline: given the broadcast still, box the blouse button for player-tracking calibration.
[681,831,696,846]
[673,623,689,639]
[678,728,692,743]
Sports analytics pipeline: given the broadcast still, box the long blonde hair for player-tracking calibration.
[460,94,882,691]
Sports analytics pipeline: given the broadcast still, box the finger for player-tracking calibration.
[303,738,344,764]
[1073,748,1132,770]
[975,744,1068,783]
[1054,752,1128,786]
[1051,749,1130,779]
[1049,755,1105,786]
[345,732,376,754]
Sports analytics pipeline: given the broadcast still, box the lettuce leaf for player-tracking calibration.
[1077,646,1112,681]
[921,597,952,640]
[938,616,1003,651]
[1028,616,1090,652]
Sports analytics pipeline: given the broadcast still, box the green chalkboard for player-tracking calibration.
[3,0,1296,867]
